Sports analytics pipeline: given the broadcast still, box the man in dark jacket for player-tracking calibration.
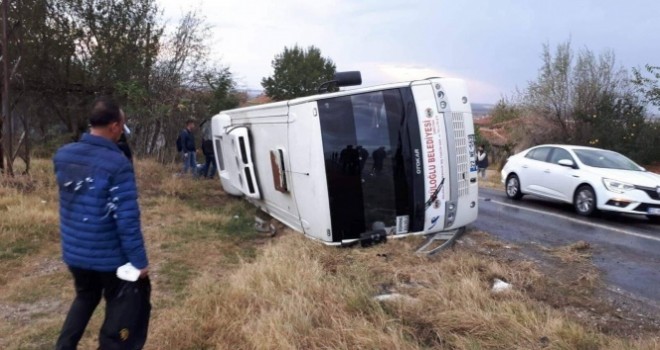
[201,138,217,178]
[179,119,197,175]
[477,144,489,179]
[54,97,150,349]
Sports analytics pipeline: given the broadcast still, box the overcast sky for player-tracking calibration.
[157,0,659,104]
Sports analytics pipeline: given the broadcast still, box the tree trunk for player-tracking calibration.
[148,118,161,155]
[0,117,4,173]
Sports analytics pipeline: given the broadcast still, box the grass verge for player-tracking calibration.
[0,158,658,349]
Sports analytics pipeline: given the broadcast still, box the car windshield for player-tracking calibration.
[573,149,642,171]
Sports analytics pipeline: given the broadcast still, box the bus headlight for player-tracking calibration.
[445,200,457,228]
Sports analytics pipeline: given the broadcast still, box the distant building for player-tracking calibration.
[241,94,272,107]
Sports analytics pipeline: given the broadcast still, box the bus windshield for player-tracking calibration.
[318,88,423,241]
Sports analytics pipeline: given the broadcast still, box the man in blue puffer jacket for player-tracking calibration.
[54,97,150,350]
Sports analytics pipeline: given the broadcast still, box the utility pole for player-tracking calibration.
[1,0,12,176]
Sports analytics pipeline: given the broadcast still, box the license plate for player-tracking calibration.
[648,207,660,216]
[396,215,409,234]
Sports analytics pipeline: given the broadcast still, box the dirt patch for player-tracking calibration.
[459,231,660,338]
[0,299,65,325]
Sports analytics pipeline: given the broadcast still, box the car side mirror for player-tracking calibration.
[557,159,575,168]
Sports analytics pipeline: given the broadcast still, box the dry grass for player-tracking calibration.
[478,169,502,190]
[550,240,592,264]
[0,158,658,349]
[148,234,659,350]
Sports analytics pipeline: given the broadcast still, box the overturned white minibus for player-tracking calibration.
[211,73,479,246]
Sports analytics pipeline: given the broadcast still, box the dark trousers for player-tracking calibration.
[56,266,151,350]
[201,156,217,178]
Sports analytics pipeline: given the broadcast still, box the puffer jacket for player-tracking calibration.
[53,133,149,271]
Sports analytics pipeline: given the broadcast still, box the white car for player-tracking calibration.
[501,145,660,222]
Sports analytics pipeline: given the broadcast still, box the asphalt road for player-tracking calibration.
[472,187,660,305]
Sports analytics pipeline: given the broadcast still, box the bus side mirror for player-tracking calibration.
[334,71,362,87]
[318,71,362,93]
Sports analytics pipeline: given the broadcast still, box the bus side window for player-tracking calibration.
[214,138,225,171]
[270,149,288,193]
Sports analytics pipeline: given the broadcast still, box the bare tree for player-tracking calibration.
[632,64,660,107]
[514,40,656,162]
[1,1,239,171]
[525,42,574,141]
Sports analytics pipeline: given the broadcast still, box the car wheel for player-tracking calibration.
[574,185,597,216]
[647,215,660,224]
[505,174,523,200]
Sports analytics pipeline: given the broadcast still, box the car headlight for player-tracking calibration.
[602,178,635,193]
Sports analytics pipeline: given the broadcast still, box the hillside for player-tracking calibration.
[1,159,658,349]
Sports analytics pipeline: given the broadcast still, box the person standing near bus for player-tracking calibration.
[179,119,197,175]
[477,144,489,179]
[54,97,151,349]
[201,138,217,178]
